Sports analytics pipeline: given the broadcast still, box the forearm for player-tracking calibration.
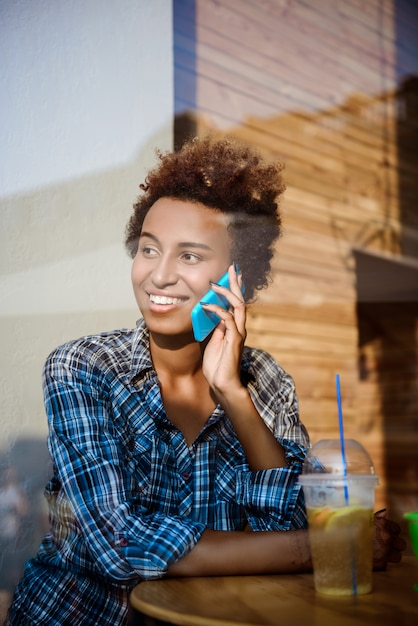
[167,528,312,577]
[217,387,287,470]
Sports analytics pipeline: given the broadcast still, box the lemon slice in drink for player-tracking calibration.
[308,507,333,529]
[325,505,371,531]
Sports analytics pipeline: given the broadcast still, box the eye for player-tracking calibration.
[181,252,201,263]
[139,244,159,258]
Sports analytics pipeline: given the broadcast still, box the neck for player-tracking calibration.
[149,330,204,378]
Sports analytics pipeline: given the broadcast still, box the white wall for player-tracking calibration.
[0,0,174,450]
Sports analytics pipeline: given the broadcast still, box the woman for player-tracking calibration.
[6,136,404,625]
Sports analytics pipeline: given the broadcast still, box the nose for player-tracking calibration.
[151,256,178,288]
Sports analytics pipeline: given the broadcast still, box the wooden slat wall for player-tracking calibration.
[174,0,418,519]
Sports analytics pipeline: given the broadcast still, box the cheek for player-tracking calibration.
[192,269,223,299]
[131,257,145,286]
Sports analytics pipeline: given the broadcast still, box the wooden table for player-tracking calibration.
[129,556,418,626]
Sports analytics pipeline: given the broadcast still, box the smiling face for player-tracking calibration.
[131,197,231,339]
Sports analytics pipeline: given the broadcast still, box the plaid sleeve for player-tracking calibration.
[246,352,310,448]
[44,344,205,583]
[235,438,308,531]
[235,350,310,530]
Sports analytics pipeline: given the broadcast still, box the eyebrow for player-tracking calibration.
[139,231,214,251]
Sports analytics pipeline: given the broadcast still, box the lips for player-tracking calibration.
[149,294,186,305]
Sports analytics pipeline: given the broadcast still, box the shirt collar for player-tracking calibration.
[129,318,153,384]
[129,317,256,386]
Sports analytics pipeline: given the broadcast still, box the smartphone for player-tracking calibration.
[191,271,245,342]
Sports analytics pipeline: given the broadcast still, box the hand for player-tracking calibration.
[201,264,246,397]
[200,265,287,470]
[372,509,407,571]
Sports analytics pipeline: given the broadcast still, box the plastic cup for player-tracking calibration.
[299,439,379,596]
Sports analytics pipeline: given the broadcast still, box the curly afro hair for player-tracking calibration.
[125,135,285,302]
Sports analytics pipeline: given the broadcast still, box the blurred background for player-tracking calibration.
[1,0,417,613]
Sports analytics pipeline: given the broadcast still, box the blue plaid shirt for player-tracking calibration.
[8,319,309,625]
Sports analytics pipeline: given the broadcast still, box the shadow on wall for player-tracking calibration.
[0,439,51,594]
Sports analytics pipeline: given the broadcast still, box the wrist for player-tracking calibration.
[213,384,251,413]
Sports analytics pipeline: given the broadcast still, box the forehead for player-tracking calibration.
[142,197,230,241]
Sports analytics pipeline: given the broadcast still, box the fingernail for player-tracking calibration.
[200,302,210,307]
[209,281,221,287]
[234,262,241,275]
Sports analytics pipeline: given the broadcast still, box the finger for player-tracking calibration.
[227,263,244,300]
[387,547,403,563]
[208,275,246,333]
[200,303,240,333]
[211,278,245,307]
[212,306,246,343]
[215,306,239,326]
[208,280,244,307]
[392,535,407,551]
[201,302,235,318]
[387,520,402,535]
[373,511,401,536]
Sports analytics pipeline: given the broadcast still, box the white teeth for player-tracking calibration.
[149,294,183,305]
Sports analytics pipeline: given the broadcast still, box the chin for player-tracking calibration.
[144,315,193,338]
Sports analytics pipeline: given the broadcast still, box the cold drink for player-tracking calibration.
[298,439,378,597]
[307,504,374,595]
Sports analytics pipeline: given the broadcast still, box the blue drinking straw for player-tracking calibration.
[336,374,349,504]
[336,373,357,596]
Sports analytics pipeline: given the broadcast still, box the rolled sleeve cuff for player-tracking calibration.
[235,439,308,531]
[115,517,206,580]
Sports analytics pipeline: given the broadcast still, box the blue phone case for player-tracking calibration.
[191,271,244,342]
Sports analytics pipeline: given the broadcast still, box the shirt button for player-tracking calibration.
[182,472,191,481]
[120,537,129,547]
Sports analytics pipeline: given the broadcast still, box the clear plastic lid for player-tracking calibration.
[302,439,375,476]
